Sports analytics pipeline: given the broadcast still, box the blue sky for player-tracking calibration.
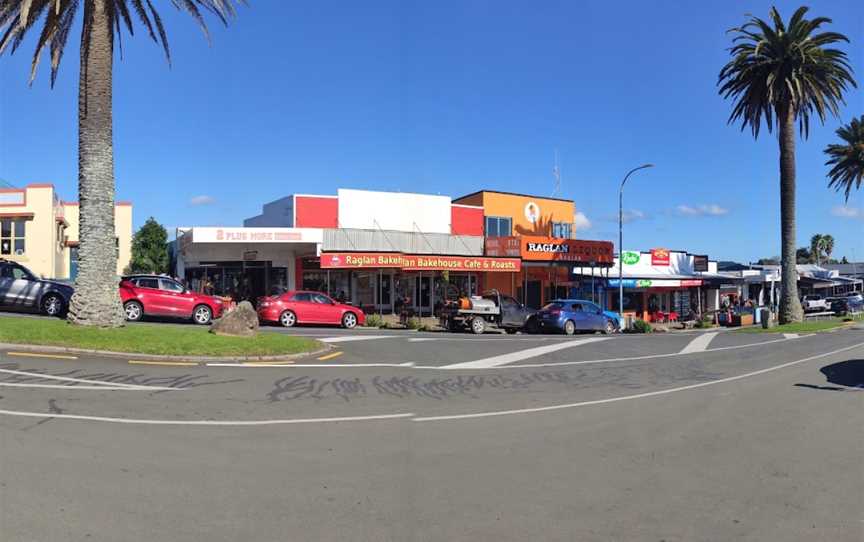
[1,0,862,262]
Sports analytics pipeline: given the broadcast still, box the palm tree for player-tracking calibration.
[825,116,864,201]
[822,234,834,263]
[718,6,856,324]
[0,1,241,326]
[810,234,825,265]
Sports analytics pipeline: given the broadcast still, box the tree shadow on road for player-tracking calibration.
[795,359,864,392]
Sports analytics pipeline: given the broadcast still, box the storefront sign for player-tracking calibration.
[524,201,541,224]
[521,236,614,265]
[621,251,640,265]
[242,250,258,261]
[321,252,521,272]
[692,255,709,272]
[607,278,703,288]
[485,236,521,257]
[651,248,671,266]
[191,227,323,243]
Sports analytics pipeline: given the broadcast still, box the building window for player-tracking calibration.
[0,219,26,255]
[485,216,512,237]
[552,222,572,239]
[69,247,80,281]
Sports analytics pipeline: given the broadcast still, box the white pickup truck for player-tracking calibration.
[801,295,831,313]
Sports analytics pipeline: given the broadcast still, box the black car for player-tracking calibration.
[0,260,74,317]
[830,297,863,317]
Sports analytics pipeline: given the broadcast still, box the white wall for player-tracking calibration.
[337,189,451,234]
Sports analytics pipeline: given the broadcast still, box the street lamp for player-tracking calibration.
[618,164,654,324]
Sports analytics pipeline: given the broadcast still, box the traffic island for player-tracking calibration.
[0,316,324,361]
[735,316,861,334]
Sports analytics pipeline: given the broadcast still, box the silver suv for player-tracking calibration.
[0,260,74,317]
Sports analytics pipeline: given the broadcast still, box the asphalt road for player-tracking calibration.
[1,323,862,541]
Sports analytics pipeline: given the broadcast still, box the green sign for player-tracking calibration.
[637,279,653,288]
[622,251,640,265]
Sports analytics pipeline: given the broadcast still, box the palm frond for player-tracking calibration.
[825,116,864,202]
[0,0,243,85]
[718,6,857,139]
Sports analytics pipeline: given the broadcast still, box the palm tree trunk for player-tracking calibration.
[778,104,804,324]
[67,0,125,327]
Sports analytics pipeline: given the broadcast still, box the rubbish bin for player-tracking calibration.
[760,309,772,329]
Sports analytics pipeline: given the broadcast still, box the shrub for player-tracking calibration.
[406,317,422,330]
[364,313,384,328]
[630,319,652,334]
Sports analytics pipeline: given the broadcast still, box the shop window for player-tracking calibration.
[69,247,79,281]
[552,222,572,239]
[0,219,26,255]
[484,216,512,238]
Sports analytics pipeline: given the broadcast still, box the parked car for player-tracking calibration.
[842,292,863,304]
[829,297,863,317]
[119,275,224,324]
[801,295,831,313]
[0,259,73,317]
[529,299,618,335]
[257,290,365,328]
[439,290,535,334]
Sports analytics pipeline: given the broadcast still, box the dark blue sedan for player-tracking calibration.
[531,299,618,335]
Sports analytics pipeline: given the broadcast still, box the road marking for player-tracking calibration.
[317,351,344,361]
[319,336,395,344]
[783,333,799,339]
[243,360,294,366]
[441,337,609,369]
[465,335,807,370]
[407,338,436,342]
[5,352,78,360]
[0,382,161,390]
[414,341,864,422]
[0,367,178,391]
[128,360,198,367]
[0,410,415,426]
[679,332,719,354]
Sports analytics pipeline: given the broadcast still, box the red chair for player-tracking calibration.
[668,311,679,323]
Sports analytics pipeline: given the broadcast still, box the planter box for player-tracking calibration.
[731,314,754,327]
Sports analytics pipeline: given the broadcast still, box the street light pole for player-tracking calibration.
[618,164,654,324]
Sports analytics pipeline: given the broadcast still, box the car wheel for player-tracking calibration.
[342,312,358,329]
[193,305,213,325]
[41,294,65,317]
[470,317,486,335]
[279,310,297,328]
[505,327,518,334]
[603,320,616,335]
[563,320,576,335]
[124,301,143,322]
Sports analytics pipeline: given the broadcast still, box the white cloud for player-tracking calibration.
[831,205,862,219]
[621,209,646,224]
[573,211,592,231]
[189,195,216,206]
[675,203,729,217]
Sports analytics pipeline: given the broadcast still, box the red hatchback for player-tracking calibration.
[119,275,225,325]
[258,290,365,328]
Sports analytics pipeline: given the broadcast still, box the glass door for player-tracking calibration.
[413,275,432,316]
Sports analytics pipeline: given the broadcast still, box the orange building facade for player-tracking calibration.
[453,190,614,309]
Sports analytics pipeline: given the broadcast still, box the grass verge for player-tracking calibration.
[0,316,320,357]
[736,316,859,334]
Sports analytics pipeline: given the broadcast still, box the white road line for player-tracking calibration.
[679,332,719,354]
[414,341,864,422]
[471,335,807,370]
[441,337,609,370]
[0,368,178,391]
[0,383,161,391]
[206,362,410,368]
[318,336,396,344]
[0,410,415,426]
[784,333,800,339]
[407,338,436,342]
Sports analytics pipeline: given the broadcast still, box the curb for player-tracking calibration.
[0,341,331,364]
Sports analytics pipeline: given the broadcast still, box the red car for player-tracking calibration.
[119,275,225,325]
[257,290,365,328]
